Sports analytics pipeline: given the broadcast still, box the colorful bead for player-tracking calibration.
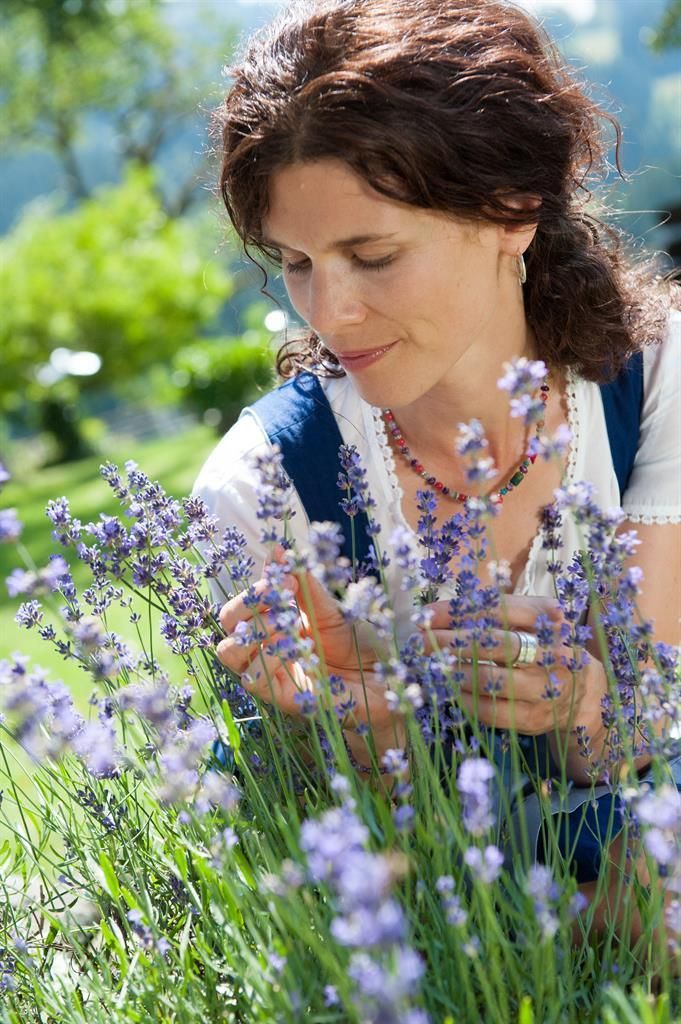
[382,374,549,507]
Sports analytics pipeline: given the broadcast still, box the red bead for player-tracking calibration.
[385,411,394,420]
[435,481,444,491]
[540,393,548,402]
[529,454,537,463]
[415,464,423,473]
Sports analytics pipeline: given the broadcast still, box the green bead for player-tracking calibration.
[510,470,525,487]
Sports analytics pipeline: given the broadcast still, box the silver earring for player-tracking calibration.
[516,252,527,285]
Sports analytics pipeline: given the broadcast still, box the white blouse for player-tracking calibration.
[193,310,680,640]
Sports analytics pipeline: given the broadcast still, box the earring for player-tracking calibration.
[516,252,527,285]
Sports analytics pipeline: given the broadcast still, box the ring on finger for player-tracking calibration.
[511,630,538,667]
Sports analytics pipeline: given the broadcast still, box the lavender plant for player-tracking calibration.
[0,360,679,1023]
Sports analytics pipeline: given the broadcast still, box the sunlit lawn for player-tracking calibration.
[0,424,218,698]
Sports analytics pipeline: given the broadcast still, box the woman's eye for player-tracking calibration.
[284,255,394,275]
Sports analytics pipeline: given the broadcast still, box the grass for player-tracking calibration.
[0,424,218,697]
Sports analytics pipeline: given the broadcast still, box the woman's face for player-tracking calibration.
[262,159,522,409]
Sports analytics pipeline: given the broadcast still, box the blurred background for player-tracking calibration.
[0,0,679,670]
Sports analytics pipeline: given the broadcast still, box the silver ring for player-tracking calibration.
[512,630,538,668]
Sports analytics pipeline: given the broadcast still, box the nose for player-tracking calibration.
[304,266,367,335]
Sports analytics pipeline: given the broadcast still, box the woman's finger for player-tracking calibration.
[218,574,299,633]
[457,691,550,735]
[423,595,562,632]
[423,628,523,665]
[216,628,290,675]
[458,663,568,704]
[240,651,310,715]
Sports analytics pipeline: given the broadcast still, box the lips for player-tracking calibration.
[336,341,398,369]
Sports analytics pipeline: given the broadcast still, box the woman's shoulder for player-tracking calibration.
[639,304,680,415]
[621,305,681,523]
[192,408,271,501]
[191,372,362,511]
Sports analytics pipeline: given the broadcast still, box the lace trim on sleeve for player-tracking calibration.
[623,511,681,525]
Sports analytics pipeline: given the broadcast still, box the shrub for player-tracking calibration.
[173,333,276,432]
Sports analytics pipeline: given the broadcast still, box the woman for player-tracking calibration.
[194,0,680,931]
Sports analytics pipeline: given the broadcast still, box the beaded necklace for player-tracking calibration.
[382,380,550,506]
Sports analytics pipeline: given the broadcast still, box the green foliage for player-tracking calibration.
[0,164,233,417]
[173,333,277,434]
[0,0,237,210]
[2,0,114,44]
[651,0,681,51]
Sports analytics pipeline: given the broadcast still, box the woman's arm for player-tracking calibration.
[622,519,681,650]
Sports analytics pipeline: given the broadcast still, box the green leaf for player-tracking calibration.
[221,698,241,758]
[518,996,534,1024]
[98,850,121,900]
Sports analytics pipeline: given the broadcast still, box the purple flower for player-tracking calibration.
[0,509,22,543]
[337,444,378,525]
[497,356,547,393]
[194,772,241,815]
[6,568,37,598]
[46,497,81,546]
[634,785,681,868]
[393,804,415,832]
[302,520,352,591]
[298,796,427,1018]
[457,758,495,836]
[455,421,497,484]
[487,559,512,591]
[381,748,409,776]
[341,577,394,637]
[436,878,467,927]
[0,462,10,487]
[524,864,561,939]
[464,844,504,884]
[251,445,295,543]
[72,721,121,778]
[72,616,108,654]
[293,690,318,716]
[15,600,43,629]
[331,899,405,947]
[127,910,170,956]
[323,985,340,1007]
[528,424,572,462]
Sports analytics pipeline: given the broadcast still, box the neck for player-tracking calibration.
[390,293,538,467]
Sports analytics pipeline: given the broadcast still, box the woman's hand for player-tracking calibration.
[215,565,403,755]
[420,595,609,783]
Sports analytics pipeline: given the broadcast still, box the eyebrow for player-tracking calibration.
[261,232,399,251]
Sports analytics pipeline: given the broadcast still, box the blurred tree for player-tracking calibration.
[0,0,237,215]
[0,165,234,461]
[651,0,681,50]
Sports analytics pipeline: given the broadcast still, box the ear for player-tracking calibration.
[497,194,542,258]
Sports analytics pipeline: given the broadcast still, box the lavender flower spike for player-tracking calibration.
[457,757,496,836]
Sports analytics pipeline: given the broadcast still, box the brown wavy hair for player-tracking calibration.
[213,0,675,383]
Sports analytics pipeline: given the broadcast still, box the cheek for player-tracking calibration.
[282,277,309,320]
